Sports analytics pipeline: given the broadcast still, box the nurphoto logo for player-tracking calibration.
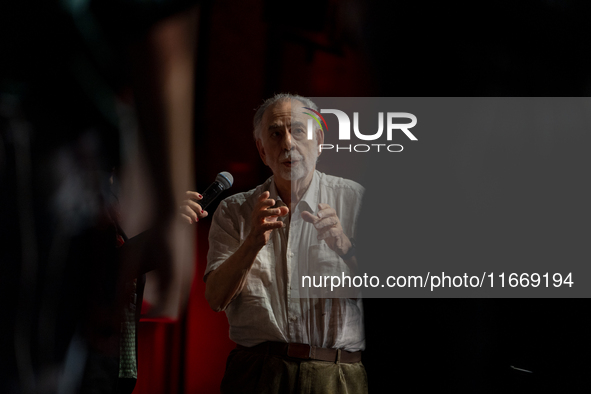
[304,107,418,153]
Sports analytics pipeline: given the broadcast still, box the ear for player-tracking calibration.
[316,127,325,156]
[256,138,268,166]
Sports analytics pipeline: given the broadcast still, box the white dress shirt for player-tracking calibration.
[206,171,365,352]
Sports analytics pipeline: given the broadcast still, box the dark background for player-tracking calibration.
[3,0,590,392]
[187,1,591,392]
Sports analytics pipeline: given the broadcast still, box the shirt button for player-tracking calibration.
[290,253,295,257]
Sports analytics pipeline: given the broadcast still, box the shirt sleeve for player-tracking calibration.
[205,197,242,281]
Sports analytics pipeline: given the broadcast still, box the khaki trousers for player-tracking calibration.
[220,346,368,394]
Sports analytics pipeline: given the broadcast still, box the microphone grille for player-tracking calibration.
[216,171,234,189]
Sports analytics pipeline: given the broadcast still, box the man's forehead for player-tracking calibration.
[267,120,307,131]
[263,99,306,127]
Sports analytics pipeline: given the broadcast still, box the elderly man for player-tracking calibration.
[205,94,367,393]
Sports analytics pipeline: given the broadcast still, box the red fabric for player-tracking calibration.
[135,321,181,393]
[183,223,236,393]
[134,223,234,393]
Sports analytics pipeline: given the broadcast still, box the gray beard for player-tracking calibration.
[278,162,308,181]
[278,150,306,181]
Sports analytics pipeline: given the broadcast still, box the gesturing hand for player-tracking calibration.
[301,203,352,257]
[247,191,289,249]
[180,191,209,224]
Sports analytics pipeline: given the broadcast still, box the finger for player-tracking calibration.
[186,191,203,200]
[313,216,339,230]
[260,221,285,231]
[180,213,193,225]
[317,205,336,219]
[183,200,208,219]
[278,206,289,216]
[184,199,203,212]
[257,198,276,210]
[301,211,319,223]
[185,200,208,219]
[259,208,282,218]
[318,226,341,241]
[270,200,287,209]
[315,223,333,238]
[256,192,281,210]
[181,205,198,222]
[258,191,271,202]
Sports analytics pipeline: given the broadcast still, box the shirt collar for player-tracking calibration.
[297,170,320,214]
[268,176,280,201]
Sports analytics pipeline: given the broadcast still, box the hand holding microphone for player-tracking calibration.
[180,171,234,224]
[180,191,209,224]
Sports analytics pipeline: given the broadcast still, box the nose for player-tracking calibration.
[280,130,294,151]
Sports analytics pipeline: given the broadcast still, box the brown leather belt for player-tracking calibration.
[236,342,362,364]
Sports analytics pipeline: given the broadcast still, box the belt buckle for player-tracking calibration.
[287,343,312,359]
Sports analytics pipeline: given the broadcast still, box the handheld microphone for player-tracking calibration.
[197,172,234,209]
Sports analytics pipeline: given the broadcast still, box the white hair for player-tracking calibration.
[252,93,320,141]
